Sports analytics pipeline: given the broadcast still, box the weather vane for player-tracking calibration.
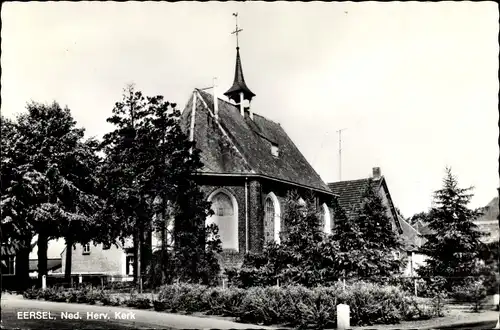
[232,13,243,48]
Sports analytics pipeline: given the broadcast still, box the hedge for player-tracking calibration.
[23,281,436,328]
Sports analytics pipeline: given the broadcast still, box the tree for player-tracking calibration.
[1,103,102,286]
[101,86,222,287]
[333,179,404,280]
[408,210,437,227]
[100,84,151,290]
[236,191,339,288]
[138,94,221,285]
[417,167,485,290]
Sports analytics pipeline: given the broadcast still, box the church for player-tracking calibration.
[179,16,337,268]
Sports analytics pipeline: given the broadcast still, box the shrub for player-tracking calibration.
[202,287,246,316]
[126,297,151,309]
[157,283,201,312]
[23,287,40,300]
[297,286,338,329]
[237,286,289,325]
[452,280,488,312]
[101,295,122,306]
[337,282,410,326]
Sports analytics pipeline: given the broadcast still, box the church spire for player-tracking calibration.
[224,13,255,105]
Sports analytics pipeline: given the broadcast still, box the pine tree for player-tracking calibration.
[138,95,222,285]
[417,167,485,289]
[101,86,222,286]
[100,84,151,289]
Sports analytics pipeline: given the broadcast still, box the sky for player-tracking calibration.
[2,2,499,257]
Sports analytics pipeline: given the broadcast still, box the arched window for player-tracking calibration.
[322,203,332,234]
[207,189,238,251]
[264,192,281,244]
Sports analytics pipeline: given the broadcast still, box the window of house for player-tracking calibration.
[271,144,279,157]
[82,243,91,255]
[126,255,135,276]
[1,256,15,275]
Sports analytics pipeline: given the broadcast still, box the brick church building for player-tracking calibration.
[180,40,337,267]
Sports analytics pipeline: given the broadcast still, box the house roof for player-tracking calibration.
[398,215,422,251]
[29,258,62,272]
[328,178,382,215]
[181,89,333,194]
[327,176,402,233]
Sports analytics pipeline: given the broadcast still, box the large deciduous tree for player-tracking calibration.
[1,103,102,286]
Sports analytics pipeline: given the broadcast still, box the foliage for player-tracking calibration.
[1,103,103,282]
[23,282,433,327]
[234,191,339,288]
[452,280,488,312]
[333,179,404,280]
[408,209,437,227]
[126,297,152,309]
[101,85,221,286]
[417,167,486,290]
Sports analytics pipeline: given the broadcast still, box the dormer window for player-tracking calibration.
[271,144,279,157]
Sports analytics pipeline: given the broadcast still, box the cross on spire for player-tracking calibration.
[225,12,255,104]
[232,12,243,48]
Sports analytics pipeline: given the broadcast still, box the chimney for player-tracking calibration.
[213,77,219,121]
[372,167,381,179]
[239,92,244,116]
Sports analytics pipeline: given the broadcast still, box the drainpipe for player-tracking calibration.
[189,92,197,153]
[245,177,249,253]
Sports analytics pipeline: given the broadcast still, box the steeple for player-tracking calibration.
[224,13,255,105]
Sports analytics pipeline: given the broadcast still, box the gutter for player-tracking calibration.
[192,172,337,197]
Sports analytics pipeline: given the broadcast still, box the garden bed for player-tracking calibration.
[22,281,445,328]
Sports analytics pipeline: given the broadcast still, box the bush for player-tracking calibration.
[237,286,289,325]
[203,287,246,316]
[336,282,410,326]
[126,297,151,309]
[452,280,488,312]
[23,287,40,300]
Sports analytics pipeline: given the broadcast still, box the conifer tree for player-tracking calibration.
[417,167,485,289]
[101,86,222,286]
[237,191,339,287]
[333,179,404,280]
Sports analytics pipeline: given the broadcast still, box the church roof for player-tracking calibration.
[181,90,333,194]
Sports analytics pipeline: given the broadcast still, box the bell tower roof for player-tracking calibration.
[224,13,255,104]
